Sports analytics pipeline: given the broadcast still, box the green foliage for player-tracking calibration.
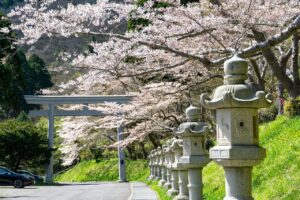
[55,159,149,182]
[16,111,31,122]
[0,119,50,171]
[136,0,148,7]
[284,98,300,117]
[129,1,172,32]
[124,55,145,64]
[0,15,53,118]
[136,0,171,8]
[0,50,53,118]
[127,17,151,31]
[27,54,53,93]
[1,50,28,117]
[259,104,278,123]
[180,0,199,6]
[152,1,171,8]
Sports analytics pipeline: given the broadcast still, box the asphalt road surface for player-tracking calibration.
[0,182,131,200]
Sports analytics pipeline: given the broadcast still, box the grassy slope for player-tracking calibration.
[55,158,149,182]
[56,116,300,200]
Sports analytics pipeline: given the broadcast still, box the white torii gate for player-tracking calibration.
[24,95,133,183]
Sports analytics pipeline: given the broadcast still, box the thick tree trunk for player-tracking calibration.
[139,142,148,159]
[291,34,300,99]
[278,82,284,115]
[148,134,160,149]
[252,29,297,98]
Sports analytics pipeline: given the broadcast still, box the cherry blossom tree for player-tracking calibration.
[8,0,300,164]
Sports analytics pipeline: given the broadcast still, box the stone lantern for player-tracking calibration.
[175,105,210,200]
[163,139,175,189]
[158,144,167,186]
[171,139,189,200]
[151,149,158,180]
[155,147,162,181]
[148,150,155,180]
[167,138,183,196]
[200,55,272,200]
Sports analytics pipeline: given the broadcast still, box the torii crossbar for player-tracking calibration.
[24,95,133,183]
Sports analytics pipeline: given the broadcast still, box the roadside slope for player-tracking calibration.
[203,116,300,200]
[55,159,149,182]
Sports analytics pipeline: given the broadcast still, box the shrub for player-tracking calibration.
[284,97,300,117]
[127,17,151,31]
[0,119,50,171]
[259,104,278,123]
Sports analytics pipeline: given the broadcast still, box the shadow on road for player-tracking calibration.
[0,195,38,198]
[35,182,115,187]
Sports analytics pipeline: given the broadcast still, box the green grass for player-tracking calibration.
[55,158,149,182]
[146,180,173,200]
[55,116,300,200]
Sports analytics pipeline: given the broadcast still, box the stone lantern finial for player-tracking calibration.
[186,105,201,122]
[224,55,248,85]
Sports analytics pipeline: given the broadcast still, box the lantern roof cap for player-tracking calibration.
[200,55,272,109]
[174,106,209,137]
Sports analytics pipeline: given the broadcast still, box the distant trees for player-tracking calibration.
[0,12,53,118]
[0,0,24,9]
[0,119,50,171]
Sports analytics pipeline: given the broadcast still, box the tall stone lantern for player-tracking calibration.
[200,55,272,200]
[158,144,167,186]
[167,138,183,196]
[163,139,175,189]
[155,147,162,181]
[175,105,210,200]
[148,150,155,180]
[151,149,158,180]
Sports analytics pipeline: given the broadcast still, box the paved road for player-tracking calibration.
[0,182,131,200]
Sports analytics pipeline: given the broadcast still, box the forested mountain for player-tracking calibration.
[0,0,23,9]
[1,0,125,90]
[0,12,53,118]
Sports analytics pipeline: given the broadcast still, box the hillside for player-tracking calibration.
[203,115,300,200]
[55,116,300,200]
[55,159,149,182]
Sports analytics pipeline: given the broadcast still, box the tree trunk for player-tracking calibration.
[278,82,284,115]
[252,29,296,98]
[125,145,135,160]
[139,142,148,159]
[148,134,160,149]
[249,59,265,90]
[291,34,300,99]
